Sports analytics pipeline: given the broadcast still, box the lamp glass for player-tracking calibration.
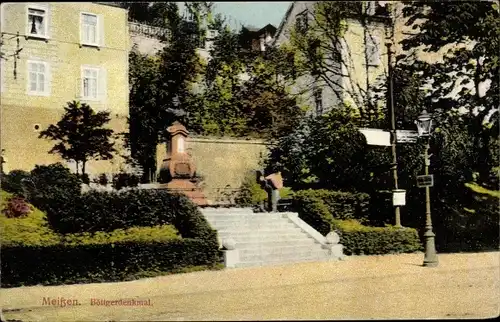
[416,110,433,137]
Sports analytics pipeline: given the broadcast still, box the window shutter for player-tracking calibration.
[365,32,380,66]
[46,4,51,38]
[76,75,83,99]
[98,14,105,47]
[79,14,84,44]
[98,67,107,102]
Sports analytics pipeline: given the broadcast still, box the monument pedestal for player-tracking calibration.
[165,179,208,206]
[158,121,208,206]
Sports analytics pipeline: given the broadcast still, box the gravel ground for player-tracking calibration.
[1,251,499,321]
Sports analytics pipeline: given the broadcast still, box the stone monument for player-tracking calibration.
[158,121,208,206]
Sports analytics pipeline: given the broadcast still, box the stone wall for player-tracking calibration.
[156,137,270,200]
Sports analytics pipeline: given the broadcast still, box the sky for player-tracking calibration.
[212,2,291,29]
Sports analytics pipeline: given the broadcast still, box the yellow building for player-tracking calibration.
[273,1,391,116]
[0,2,129,175]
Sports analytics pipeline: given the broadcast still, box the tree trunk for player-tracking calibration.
[82,160,86,176]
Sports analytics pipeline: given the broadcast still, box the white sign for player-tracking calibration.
[396,130,419,143]
[359,128,391,147]
[392,189,406,206]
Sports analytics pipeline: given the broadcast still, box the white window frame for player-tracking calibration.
[366,1,377,15]
[313,87,323,115]
[80,12,100,47]
[26,3,49,39]
[81,66,100,101]
[27,59,50,96]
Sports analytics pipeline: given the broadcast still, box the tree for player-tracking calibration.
[280,1,391,123]
[266,105,391,192]
[125,3,209,181]
[126,47,162,182]
[39,101,115,176]
[186,20,305,138]
[401,0,499,186]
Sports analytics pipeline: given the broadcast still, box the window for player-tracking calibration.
[295,10,309,34]
[27,60,49,96]
[82,67,99,99]
[365,1,376,15]
[81,13,99,46]
[27,6,48,38]
[365,32,380,66]
[207,29,218,39]
[314,88,323,115]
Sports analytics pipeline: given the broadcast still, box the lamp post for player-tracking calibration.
[415,109,439,267]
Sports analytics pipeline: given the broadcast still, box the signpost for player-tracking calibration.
[396,130,419,143]
[417,174,434,188]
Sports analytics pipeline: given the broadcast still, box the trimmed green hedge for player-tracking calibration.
[292,189,422,255]
[43,189,214,238]
[334,220,422,255]
[1,179,221,287]
[1,239,220,287]
[293,189,370,223]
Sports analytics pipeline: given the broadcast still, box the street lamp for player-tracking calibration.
[415,109,439,267]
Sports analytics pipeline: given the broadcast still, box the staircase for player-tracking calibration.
[201,207,344,268]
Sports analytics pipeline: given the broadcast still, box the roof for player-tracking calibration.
[258,24,277,34]
[242,25,261,32]
[272,2,296,46]
[93,2,127,10]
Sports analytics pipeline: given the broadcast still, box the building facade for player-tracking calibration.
[0,2,129,174]
[273,1,391,116]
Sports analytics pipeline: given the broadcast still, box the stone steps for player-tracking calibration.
[235,256,338,268]
[240,251,331,263]
[238,244,327,256]
[201,208,343,268]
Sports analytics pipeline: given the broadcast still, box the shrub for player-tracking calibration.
[25,163,82,212]
[94,173,109,186]
[293,189,370,223]
[0,190,60,246]
[1,196,33,218]
[112,172,140,190]
[43,189,217,240]
[60,225,179,245]
[235,171,294,207]
[1,239,220,287]
[294,192,334,236]
[0,170,31,196]
[334,219,422,255]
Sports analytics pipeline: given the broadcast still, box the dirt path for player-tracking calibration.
[1,252,499,321]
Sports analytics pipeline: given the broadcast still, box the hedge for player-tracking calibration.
[293,189,370,223]
[334,220,422,255]
[292,189,422,255]
[1,239,220,287]
[42,189,215,239]
[1,190,181,247]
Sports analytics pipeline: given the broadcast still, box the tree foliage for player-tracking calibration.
[401,1,499,186]
[39,101,115,175]
[126,3,208,181]
[266,105,391,192]
[280,1,390,122]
